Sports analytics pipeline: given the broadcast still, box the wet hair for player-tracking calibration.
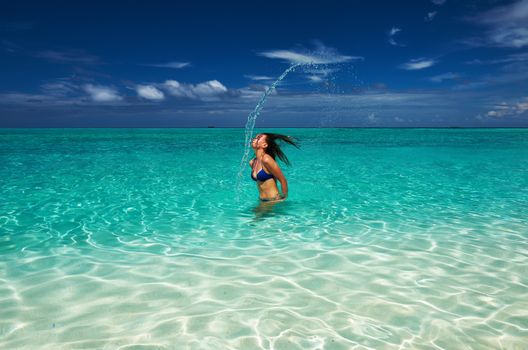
[261,133,300,166]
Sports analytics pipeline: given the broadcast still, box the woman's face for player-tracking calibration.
[252,134,267,149]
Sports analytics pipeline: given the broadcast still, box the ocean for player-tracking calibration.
[1,128,527,349]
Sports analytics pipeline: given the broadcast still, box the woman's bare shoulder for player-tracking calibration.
[262,154,277,165]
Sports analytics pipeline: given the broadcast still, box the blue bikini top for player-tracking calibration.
[251,158,275,182]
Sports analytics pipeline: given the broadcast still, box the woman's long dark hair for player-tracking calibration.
[262,133,300,166]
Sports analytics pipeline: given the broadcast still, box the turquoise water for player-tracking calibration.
[1,128,527,349]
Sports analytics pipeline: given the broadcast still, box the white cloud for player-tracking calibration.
[40,79,78,97]
[400,58,436,70]
[136,85,165,100]
[144,61,190,69]
[389,27,401,36]
[431,0,446,5]
[388,27,402,46]
[428,72,459,82]
[425,11,437,22]
[2,42,101,64]
[4,82,509,127]
[259,50,356,65]
[163,79,228,100]
[244,75,274,81]
[302,66,337,83]
[469,0,528,48]
[36,50,100,64]
[308,75,323,82]
[304,67,336,76]
[259,42,362,65]
[83,84,122,102]
[367,112,378,123]
[193,80,228,96]
[0,92,58,105]
[466,52,528,65]
[0,81,122,106]
[488,27,528,49]
[164,80,191,98]
[454,59,528,90]
[486,98,528,118]
[518,100,528,111]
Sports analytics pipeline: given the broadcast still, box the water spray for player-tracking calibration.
[234,63,303,196]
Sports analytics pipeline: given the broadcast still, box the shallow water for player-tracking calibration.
[1,128,527,349]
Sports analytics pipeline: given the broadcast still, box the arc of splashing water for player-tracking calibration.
[235,63,303,195]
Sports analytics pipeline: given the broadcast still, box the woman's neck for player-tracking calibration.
[254,149,266,159]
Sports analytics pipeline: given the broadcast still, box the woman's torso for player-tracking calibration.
[251,158,280,200]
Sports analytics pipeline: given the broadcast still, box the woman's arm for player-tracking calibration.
[262,155,288,198]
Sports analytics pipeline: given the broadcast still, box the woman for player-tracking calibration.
[250,133,299,202]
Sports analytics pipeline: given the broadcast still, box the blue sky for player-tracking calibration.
[1,0,527,127]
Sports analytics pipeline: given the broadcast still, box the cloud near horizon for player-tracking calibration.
[163,79,229,100]
[2,81,523,127]
[136,85,165,100]
[83,84,122,102]
[486,97,528,118]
